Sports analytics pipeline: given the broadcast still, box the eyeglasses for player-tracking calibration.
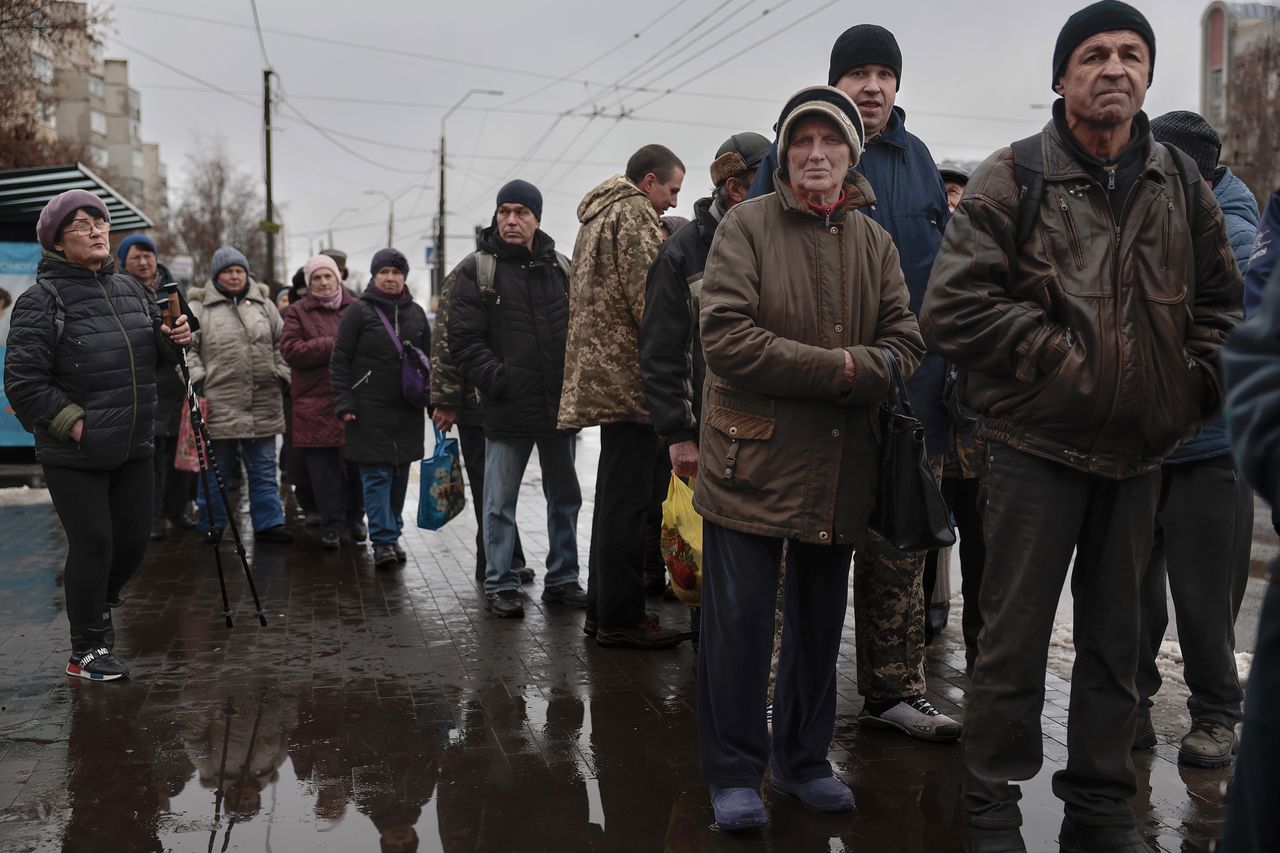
[62,218,109,237]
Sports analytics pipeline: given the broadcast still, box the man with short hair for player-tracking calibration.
[449,180,584,619]
[118,234,197,541]
[559,143,687,649]
[922,4,1241,850]
[750,23,960,744]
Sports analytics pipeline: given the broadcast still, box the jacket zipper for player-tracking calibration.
[1057,196,1087,271]
[97,276,138,452]
[1161,199,1173,270]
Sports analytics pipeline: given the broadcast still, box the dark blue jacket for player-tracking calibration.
[749,106,951,456]
[1169,167,1259,463]
[1226,259,1280,506]
[1245,188,1280,317]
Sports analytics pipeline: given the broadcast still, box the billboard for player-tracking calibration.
[0,242,44,447]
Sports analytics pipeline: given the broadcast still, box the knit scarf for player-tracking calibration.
[315,289,344,310]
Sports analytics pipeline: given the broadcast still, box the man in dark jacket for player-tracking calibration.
[640,131,770,479]
[1134,111,1259,769]
[449,180,586,619]
[921,5,1241,850]
[748,23,959,744]
[118,234,197,540]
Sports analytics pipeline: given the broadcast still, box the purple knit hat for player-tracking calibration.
[36,190,110,251]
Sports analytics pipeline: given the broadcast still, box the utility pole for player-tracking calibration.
[437,88,502,301]
[262,69,278,287]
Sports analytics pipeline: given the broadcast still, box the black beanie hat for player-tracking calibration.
[828,25,902,90]
[495,179,543,221]
[370,247,409,277]
[1052,1,1155,90]
[1151,111,1221,181]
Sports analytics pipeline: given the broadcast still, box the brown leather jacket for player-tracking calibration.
[694,172,925,546]
[921,122,1242,480]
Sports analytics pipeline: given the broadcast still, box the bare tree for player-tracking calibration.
[0,1,108,169]
[171,141,268,284]
[1228,20,1280,201]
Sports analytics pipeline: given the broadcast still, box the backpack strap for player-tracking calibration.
[38,280,65,347]
[553,251,572,289]
[1010,133,1045,250]
[474,252,497,300]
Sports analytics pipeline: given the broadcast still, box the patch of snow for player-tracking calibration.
[0,486,51,507]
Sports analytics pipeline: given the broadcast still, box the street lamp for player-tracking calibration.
[327,206,358,248]
[437,88,503,298]
[363,190,395,247]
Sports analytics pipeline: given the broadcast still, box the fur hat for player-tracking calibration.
[710,132,772,187]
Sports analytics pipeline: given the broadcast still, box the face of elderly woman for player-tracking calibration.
[53,210,111,270]
[373,266,406,296]
[786,116,851,202]
[217,265,248,294]
[309,268,340,297]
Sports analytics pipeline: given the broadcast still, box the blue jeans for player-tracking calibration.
[196,437,286,533]
[358,463,410,544]
[483,433,581,594]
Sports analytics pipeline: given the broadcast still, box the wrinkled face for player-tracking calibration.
[722,170,756,208]
[496,203,538,249]
[124,245,157,282]
[309,267,340,297]
[373,266,405,295]
[640,169,684,214]
[217,265,248,293]
[835,64,897,139]
[1056,30,1150,129]
[53,209,111,269]
[786,116,851,199]
[944,180,965,212]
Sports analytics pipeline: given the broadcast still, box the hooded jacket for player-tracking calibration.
[448,226,571,437]
[4,256,169,469]
[921,115,1241,480]
[280,288,357,448]
[749,107,951,456]
[1245,189,1280,316]
[188,279,290,440]
[694,172,925,546]
[330,285,430,466]
[1168,166,1259,464]
[557,175,662,429]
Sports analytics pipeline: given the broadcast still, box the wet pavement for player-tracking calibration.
[0,430,1260,852]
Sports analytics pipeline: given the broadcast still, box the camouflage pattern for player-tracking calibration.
[853,454,946,699]
[557,175,662,429]
[951,430,986,481]
[430,257,483,424]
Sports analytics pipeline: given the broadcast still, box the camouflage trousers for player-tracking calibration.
[853,454,946,700]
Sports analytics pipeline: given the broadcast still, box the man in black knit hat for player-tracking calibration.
[922,3,1241,851]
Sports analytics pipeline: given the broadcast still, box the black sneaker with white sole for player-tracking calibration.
[66,647,128,681]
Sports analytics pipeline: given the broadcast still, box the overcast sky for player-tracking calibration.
[102,0,1218,289]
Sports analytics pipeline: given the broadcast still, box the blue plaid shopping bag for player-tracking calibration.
[417,425,466,530]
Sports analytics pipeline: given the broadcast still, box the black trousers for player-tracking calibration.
[152,434,193,520]
[942,474,986,673]
[697,521,853,788]
[643,445,673,584]
[1137,456,1252,726]
[44,457,153,645]
[458,425,524,577]
[586,422,659,631]
[964,443,1159,829]
[1221,566,1280,852]
[302,447,364,535]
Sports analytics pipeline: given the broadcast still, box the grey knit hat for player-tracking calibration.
[36,189,110,251]
[210,246,251,281]
[777,86,866,170]
[1150,111,1221,181]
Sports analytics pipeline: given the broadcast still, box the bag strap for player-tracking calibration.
[877,347,915,417]
[1161,142,1202,238]
[475,252,497,299]
[1010,133,1045,250]
[553,251,572,288]
[371,305,404,357]
[38,280,66,346]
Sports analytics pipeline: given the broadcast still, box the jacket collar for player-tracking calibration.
[38,254,116,279]
[772,170,877,219]
[203,279,265,307]
[693,196,719,245]
[865,106,908,152]
[1043,101,1160,183]
[477,225,558,264]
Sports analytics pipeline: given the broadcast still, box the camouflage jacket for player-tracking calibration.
[557,175,662,429]
[430,257,484,425]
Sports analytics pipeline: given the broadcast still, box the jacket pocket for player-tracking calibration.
[701,386,775,491]
[1057,196,1087,272]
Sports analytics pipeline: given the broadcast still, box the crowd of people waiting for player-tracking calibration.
[3,1,1280,850]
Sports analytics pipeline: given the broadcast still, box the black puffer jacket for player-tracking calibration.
[448,227,570,437]
[330,285,430,465]
[4,256,171,470]
[132,263,187,437]
[639,195,718,445]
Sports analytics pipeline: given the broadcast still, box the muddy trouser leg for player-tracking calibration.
[853,455,943,701]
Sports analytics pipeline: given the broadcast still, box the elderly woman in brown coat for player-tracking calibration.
[693,87,924,830]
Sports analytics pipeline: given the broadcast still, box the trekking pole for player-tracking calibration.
[162,285,268,627]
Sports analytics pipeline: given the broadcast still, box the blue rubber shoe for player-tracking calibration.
[770,772,855,813]
[710,786,768,831]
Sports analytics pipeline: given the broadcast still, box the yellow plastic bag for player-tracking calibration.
[660,474,702,606]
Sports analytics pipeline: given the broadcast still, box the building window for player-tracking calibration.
[89,75,104,99]
[90,145,108,169]
[1210,68,1225,126]
[130,118,141,140]
[37,101,56,129]
[32,52,53,84]
[132,149,145,171]
[90,110,106,135]
[127,89,140,112]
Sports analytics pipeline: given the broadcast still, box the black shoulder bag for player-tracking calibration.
[868,348,957,552]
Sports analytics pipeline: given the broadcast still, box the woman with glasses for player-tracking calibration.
[3,189,191,680]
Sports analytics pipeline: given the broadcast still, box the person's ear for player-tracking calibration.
[641,173,656,192]
[1053,79,1065,96]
